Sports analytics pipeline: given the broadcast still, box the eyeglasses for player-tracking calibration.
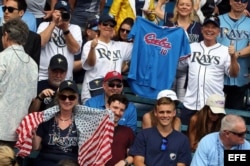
[108,82,123,88]
[102,22,115,28]
[160,138,168,151]
[227,130,247,138]
[2,6,19,13]
[120,28,130,34]
[234,0,248,3]
[58,94,77,101]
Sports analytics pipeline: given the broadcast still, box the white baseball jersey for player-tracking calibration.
[81,40,133,102]
[183,41,230,111]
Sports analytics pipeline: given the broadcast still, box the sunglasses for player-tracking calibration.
[102,22,115,28]
[234,0,248,3]
[160,138,168,151]
[2,6,19,13]
[227,130,247,138]
[120,28,130,34]
[108,82,123,88]
[58,94,77,101]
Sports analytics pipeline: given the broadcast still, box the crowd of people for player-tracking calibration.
[0,0,250,166]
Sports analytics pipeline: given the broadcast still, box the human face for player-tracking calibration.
[99,21,115,38]
[202,23,220,44]
[103,80,123,97]
[3,0,24,22]
[119,24,131,41]
[58,90,78,112]
[230,0,248,13]
[176,0,193,17]
[106,100,126,125]
[154,104,176,127]
[48,69,67,87]
[225,121,247,145]
[208,109,220,122]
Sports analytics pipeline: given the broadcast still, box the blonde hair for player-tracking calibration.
[0,145,18,166]
[170,0,196,23]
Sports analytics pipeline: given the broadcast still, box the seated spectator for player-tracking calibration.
[191,114,250,166]
[129,95,192,165]
[85,71,137,132]
[142,89,181,131]
[29,54,68,112]
[0,145,18,166]
[188,94,226,152]
[105,94,134,166]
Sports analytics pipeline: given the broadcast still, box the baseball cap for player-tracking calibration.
[203,15,220,27]
[103,71,122,82]
[59,80,78,93]
[157,90,178,101]
[49,54,68,71]
[205,94,226,114]
[99,14,116,26]
[87,17,99,31]
[54,0,70,13]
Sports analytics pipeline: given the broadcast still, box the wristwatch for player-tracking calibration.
[36,95,43,101]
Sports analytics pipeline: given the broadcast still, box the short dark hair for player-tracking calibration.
[107,94,129,109]
[6,0,27,12]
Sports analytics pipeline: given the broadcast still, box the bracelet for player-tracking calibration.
[63,30,70,35]
[124,159,129,166]
[36,95,43,101]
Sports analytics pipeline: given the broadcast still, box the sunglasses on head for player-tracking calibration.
[58,94,77,101]
[160,138,168,151]
[120,28,130,34]
[2,6,19,13]
[227,130,247,138]
[102,22,115,28]
[234,0,248,3]
[108,82,123,88]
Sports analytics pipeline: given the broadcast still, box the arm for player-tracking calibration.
[85,35,98,66]
[32,130,42,151]
[73,60,83,72]
[235,44,250,58]
[134,156,146,166]
[115,156,134,166]
[154,0,167,20]
[228,44,240,77]
[43,0,58,20]
[39,20,57,47]
[142,112,152,129]
[173,116,181,131]
[188,116,198,152]
[68,0,76,11]
[62,28,81,54]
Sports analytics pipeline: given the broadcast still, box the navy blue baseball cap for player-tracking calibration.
[54,0,70,13]
[203,15,220,27]
[99,14,116,26]
[59,80,78,93]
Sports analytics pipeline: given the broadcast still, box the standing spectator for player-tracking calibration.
[85,71,137,132]
[188,94,226,152]
[0,145,18,166]
[109,0,136,33]
[129,96,192,165]
[113,17,134,42]
[0,0,41,66]
[191,114,250,166]
[180,15,239,125]
[81,13,132,103]
[217,0,250,110]
[105,94,134,166]
[38,0,82,81]
[155,0,203,102]
[0,18,38,147]
[29,54,68,112]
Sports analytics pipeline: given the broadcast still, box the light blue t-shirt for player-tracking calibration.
[191,132,250,166]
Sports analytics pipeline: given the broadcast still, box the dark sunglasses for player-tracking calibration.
[160,138,168,151]
[234,0,248,3]
[120,28,130,34]
[108,82,123,88]
[58,94,77,101]
[2,6,19,13]
[227,130,247,138]
[102,22,115,28]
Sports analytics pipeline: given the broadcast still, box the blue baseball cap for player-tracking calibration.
[54,0,70,13]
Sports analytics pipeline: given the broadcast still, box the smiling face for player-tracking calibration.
[106,100,126,124]
[176,0,193,17]
[57,90,78,112]
[201,23,220,45]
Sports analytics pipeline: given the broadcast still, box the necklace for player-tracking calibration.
[58,117,71,122]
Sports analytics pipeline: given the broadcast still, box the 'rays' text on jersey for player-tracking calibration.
[191,52,220,66]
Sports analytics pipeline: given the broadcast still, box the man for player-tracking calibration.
[85,71,137,132]
[180,15,240,125]
[0,18,38,147]
[217,0,250,109]
[191,114,250,166]
[0,0,41,66]
[129,93,192,165]
[105,94,134,166]
[38,0,82,81]
[29,54,68,112]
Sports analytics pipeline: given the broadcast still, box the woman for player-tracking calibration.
[32,80,79,165]
[188,94,226,152]
[155,0,203,103]
[0,145,18,166]
[113,17,134,42]
[142,90,181,131]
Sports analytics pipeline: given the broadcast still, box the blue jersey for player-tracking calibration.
[127,17,191,99]
[218,14,250,86]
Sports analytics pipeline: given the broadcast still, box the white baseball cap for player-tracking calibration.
[205,94,226,114]
[157,90,178,101]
